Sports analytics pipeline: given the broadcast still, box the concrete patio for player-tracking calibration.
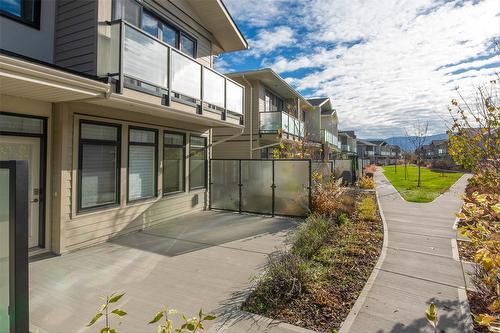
[29,211,300,333]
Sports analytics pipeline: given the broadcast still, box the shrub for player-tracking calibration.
[337,212,349,225]
[243,252,311,313]
[291,214,332,259]
[358,176,375,189]
[358,196,378,222]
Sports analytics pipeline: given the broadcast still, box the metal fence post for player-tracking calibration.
[308,159,312,214]
[238,159,242,213]
[271,160,275,217]
[208,159,212,210]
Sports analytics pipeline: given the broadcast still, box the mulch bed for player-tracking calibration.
[242,191,384,332]
[457,240,477,262]
[467,290,490,333]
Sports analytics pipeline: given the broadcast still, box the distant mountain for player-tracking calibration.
[385,133,448,152]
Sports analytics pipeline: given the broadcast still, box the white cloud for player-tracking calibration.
[260,0,500,138]
[247,26,296,56]
[223,0,292,27]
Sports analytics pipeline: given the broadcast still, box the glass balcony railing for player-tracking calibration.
[341,144,351,152]
[320,129,337,146]
[259,111,304,138]
[97,20,244,120]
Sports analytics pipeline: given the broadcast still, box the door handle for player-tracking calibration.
[30,198,39,203]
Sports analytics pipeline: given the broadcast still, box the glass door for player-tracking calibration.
[0,161,29,333]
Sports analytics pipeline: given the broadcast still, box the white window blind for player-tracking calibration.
[79,122,120,210]
[128,128,156,201]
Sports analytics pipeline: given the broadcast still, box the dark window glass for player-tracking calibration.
[142,11,159,38]
[180,34,196,57]
[189,136,206,190]
[0,0,39,26]
[128,128,157,201]
[163,132,185,194]
[162,24,177,47]
[79,122,120,211]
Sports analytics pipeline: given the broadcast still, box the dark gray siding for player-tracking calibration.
[54,0,98,75]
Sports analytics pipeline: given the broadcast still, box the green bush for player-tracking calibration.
[358,196,377,222]
[243,252,311,313]
[291,214,332,259]
[337,212,350,225]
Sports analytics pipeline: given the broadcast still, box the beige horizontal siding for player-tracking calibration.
[52,103,211,254]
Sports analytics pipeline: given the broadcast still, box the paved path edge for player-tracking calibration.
[338,186,389,333]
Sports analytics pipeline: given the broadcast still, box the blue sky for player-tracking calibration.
[218,0,499,138]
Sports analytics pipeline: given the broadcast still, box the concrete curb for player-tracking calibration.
[338,185,389,333]
[457,287,474,333]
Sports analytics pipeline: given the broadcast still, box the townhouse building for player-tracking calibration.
[307,97,340,160]
[338,130,357,156]
[212,68,314,159]
[0,0,247,256]
[357,139,401,165]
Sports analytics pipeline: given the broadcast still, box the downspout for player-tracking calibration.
[241,74,253,158]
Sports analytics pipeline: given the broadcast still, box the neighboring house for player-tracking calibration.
[417,140,449,159]
[0,0,247,255]
[212,68,312,159]
[357,139,400,165]
[339,130,357,156]
[307,97,340,160]
[357,139,377,161]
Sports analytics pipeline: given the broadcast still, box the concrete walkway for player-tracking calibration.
[342,169,472,333]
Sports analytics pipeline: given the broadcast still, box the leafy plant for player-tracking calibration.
[87,292,127,333]
[243,251,311,313]
[358,175,375,189]
[425,303,438,333]
[291,214,332,259]
[337,212,349,225]
[149,308,216,333]
[357,196,377,222]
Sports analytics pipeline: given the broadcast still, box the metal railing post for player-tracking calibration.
[116,21,125,94]
[208,159,212,210]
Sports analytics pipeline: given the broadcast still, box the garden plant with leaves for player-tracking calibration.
[87,292,127,333]
[448,78,500,331]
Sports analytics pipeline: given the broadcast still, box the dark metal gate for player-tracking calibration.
[209,159,314,217]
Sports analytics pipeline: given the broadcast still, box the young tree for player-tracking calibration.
[405,120,429,188]
[447,79,499,174]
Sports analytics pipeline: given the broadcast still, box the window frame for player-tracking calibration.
[135,6,197,58]
[77,120,121,213]
[162,130,186,196]
[0,0,41,29]
[189,135,207,191]
[127,126,158,203]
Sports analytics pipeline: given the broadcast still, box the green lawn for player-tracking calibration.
[382,165,463,203]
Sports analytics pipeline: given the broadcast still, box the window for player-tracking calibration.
[180,33,196,58]
[189,136,207,190]
[113,0,197,58]
[142,11,159,37]
[0,0,40,27]
[264,90,283,112]
[78,122,120,211]
[162,23,177,48]
[128,128,157,202]
[163,132,185,194]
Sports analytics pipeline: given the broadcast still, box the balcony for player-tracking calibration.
[341,144,351,152]
[320,129,338,146]
[97,20,244,124]
[259,111,304,138]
